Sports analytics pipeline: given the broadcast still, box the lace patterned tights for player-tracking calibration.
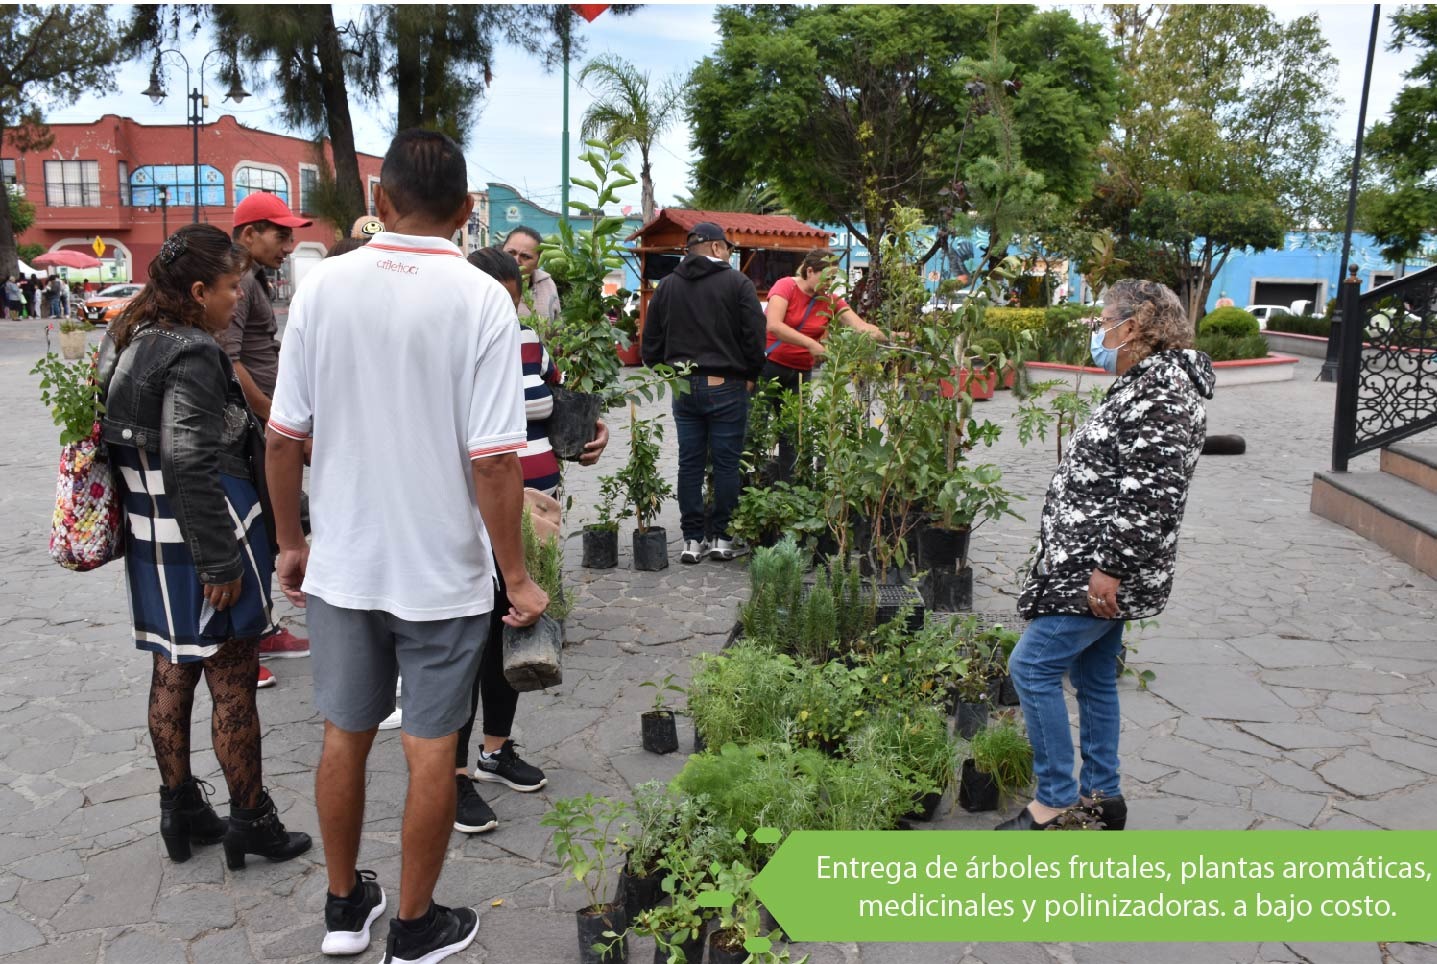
[148,638,263,809]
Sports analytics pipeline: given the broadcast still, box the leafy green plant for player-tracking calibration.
[932,462,1022,533]
[1014,379,1109,462]
[969,713,1034,802]
[738,537,807,645]
[671,743,824,847]
[687,645,799,750]
[1265,313,1330,337]
[1196,306,1261,338]
[31,347,104,445]
[617,413,673,533]
[537,139,638,402]
[521,506,571,621]
[58,318,92,334]
[1195,331,1268,361]
[588,474,629,534]
[816,750,922,832]
[623,781,681,879]
[641,673,686,714]
[540,794,632,912]
[730,482,827,551]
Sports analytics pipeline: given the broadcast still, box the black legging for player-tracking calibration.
[455,575,519,769]
[758,358,810,483]
[148,638,263,808]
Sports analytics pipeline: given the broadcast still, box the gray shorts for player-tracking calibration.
[307,594,490,739]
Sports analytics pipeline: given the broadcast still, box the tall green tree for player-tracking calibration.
[578,55,682,223]
[127,4,370,233]
[1087,4,1339,321]
[0,4,124,279]
[688,5,1118,257]
[1361,5,1437,264]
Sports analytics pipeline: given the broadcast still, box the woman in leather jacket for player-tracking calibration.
[101,224,310,868]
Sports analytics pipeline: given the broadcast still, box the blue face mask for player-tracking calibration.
[1090,318,1130,373]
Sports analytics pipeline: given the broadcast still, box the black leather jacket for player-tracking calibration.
[99,324,267,585]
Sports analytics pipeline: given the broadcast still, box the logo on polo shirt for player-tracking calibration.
[376,259,419,275]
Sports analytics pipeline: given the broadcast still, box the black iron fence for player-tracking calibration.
[1331,263,1437,471]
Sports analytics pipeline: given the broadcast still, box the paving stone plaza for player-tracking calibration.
[2,316,1435,964]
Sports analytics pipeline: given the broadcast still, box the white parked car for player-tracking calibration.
[1244,305,1288,330]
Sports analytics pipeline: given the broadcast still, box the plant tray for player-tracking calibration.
[933,611,1029,635]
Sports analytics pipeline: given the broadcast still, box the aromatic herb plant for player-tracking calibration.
[31,347,104,445]
[641,673,686,713]
[540,794,633,913]
[622,781,681,879]
[521,506,571,621]
[969,713,1034,802]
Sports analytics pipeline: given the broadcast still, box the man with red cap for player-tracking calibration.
[231,191,314,677]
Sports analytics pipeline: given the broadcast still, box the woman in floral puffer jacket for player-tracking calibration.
[1000,279,1215,831]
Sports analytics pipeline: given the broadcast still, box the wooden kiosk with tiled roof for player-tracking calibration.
[626,208,834,334]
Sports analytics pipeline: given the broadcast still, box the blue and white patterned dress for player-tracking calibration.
[113,444,275,663]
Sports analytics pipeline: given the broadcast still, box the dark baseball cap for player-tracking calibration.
[686,221,730,247]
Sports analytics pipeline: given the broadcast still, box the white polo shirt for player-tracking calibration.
[269,232,527,620]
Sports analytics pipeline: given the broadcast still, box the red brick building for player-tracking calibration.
[3,114,385,290]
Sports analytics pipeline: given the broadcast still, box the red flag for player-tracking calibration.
[571,4,609,23]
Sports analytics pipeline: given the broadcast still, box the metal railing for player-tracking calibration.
[1331,263,1437,471]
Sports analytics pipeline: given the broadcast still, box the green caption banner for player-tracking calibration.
[751,831,1437,943]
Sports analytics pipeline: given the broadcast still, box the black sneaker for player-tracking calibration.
[473,740,547,792]
[382,902,479,964]
[453,775,497,833]
[322,869,386,956]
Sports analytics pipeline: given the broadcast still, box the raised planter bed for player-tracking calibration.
[1262,330,1328,359]
[1026,353,1299,390]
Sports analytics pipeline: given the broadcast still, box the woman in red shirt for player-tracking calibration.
[760,249,889,479]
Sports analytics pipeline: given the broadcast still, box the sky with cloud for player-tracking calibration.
[47,3,1419,218]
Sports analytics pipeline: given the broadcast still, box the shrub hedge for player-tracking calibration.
[1265,313,1330,337]
[1196,332,1269,362]
[1197,307,1261,338]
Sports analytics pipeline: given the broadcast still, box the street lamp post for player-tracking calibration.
[142,49,250,224]
[158,186,170,239]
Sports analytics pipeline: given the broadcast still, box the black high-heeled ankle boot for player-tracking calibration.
[1083,793,1128,830]
[159,777,228,862]
[223,790,313,869]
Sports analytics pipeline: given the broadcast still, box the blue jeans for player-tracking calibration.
[1007,614,1125,808]
[672,376,749,542]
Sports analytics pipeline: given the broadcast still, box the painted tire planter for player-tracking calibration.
[938,367,998,400]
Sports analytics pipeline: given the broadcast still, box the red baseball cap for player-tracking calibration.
[233,192,312,230]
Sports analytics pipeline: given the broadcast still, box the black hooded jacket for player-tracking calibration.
[641,253,766,380]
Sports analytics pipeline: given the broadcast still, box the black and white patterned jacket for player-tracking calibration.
[1019,349,1215,620]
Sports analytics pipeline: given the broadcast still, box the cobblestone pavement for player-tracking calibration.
[1,319,1434,964]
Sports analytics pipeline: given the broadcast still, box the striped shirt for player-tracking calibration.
[519,324,562,494]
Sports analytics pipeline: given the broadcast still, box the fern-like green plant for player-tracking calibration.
[522,506,571,621]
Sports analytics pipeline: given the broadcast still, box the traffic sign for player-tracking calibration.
[91,236,106,257]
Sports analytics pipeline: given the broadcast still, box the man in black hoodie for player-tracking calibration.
[641,221,766,564]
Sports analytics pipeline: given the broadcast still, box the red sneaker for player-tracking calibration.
[256,665,277,689]
[258,627,310,660]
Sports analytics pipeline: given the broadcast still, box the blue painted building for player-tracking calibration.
[485,182,645,289]
[1202,232,1431,315]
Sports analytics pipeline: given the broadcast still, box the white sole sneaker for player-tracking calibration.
[377,709,403,731]
[472,768,547,793]
[386,912,480,964]
[321,888,387,956]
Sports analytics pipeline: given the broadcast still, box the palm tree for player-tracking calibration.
[578,55,683,223]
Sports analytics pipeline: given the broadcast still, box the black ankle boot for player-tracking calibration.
[1083,793,1128,830]
[159,777,227,862]
[224,790,313,869]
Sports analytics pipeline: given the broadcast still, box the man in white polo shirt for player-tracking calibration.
[265,130,547,964]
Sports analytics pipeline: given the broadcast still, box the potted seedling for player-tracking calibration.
[702,845,808,964]
[583,475,627,570]
[617,782,679,925]
[960,713,1033,813]
[632,813,728,964]
[871,707,959,823]
[949,661,993,740]
[502,506,572,691]
[538,140,638,459]
[639,673,685,755]
[619,411,673,571]
[541,794,634,963]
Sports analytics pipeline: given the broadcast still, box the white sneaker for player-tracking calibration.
[378,679,402,731]
[680,540,706,564]
[708,538,737,561]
